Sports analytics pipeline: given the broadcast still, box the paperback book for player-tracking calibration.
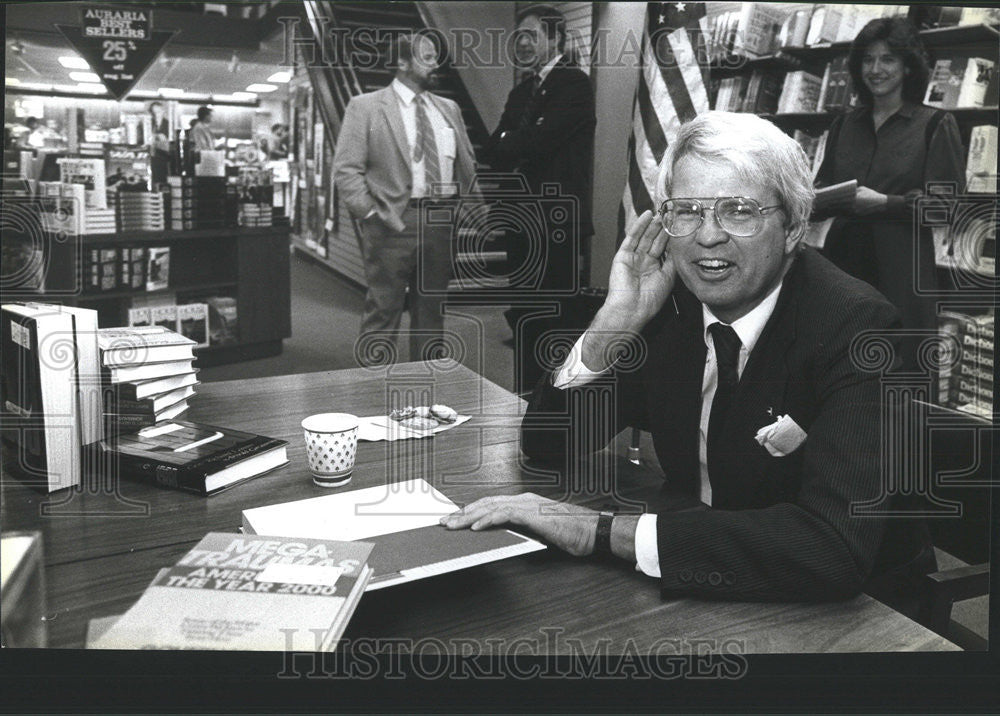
[90,532,374,651]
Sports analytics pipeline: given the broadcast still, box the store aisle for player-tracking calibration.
[198,251,516,394]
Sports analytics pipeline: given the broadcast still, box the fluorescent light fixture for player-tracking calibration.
[245,83,277,93]
[76,83,107,93]
[58,56,90,70]
[231,91,257,101]
[6,77,21,85]
[69,71,101,83]
[158,87,184,97]
[267,71,292,83]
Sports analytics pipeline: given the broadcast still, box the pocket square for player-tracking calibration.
[754,414,807,457]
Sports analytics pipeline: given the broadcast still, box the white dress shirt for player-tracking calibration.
[537,53,563,83]
[553,281,784,577]
[391,78,457,199]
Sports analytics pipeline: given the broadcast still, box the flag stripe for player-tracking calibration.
[654,32,698,123]
[636,67,668,161]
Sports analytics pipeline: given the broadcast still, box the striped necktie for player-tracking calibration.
[413,94,441,193]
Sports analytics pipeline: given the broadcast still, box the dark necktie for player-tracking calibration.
[707,323,742,467]
[518,73,543,132]
[413,94,441,192]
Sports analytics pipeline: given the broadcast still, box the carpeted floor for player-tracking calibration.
[198,250,516,393]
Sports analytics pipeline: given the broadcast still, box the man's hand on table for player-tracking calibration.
[440,493,600,556]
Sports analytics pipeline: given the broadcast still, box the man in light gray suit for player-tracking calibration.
[333,32,479,365]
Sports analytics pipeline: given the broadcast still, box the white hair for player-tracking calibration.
[656,111,815,241]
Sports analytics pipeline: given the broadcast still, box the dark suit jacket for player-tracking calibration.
[522,248,932,602]
[485,56,596,240]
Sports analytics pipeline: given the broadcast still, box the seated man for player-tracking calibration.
[443,111,933,604]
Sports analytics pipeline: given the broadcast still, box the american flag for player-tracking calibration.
[620,2,712,235]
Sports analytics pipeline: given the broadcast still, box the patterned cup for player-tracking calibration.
[301,413,359,488]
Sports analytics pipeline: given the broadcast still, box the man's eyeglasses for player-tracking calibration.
[657,197,783,237]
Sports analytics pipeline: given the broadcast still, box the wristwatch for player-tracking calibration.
[595,511,615,556]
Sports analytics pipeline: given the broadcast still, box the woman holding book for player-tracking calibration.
[815,16,965,354]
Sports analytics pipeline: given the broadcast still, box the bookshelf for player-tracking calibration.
[707,4,997,421]
[16,226,291,367]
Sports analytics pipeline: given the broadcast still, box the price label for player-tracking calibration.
[56,6,175,100]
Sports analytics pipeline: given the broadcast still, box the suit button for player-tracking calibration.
[708,572,722,586]
[694,571,706,584]
[679,569,692,583]
[723,571,736,586]
[405,183,412,190]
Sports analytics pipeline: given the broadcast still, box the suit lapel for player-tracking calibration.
[719,264,802,465]
[378,86,412,171]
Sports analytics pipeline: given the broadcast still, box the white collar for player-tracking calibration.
[392,77,423,106]
[537,53,563,83]
[702,280,784,354]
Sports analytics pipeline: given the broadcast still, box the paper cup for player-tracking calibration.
[301,413,359,488]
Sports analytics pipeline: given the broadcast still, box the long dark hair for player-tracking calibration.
[848,17,930,105]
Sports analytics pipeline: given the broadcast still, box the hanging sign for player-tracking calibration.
[56,6,176,100]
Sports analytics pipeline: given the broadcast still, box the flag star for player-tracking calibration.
[675,2,686,11]
[659,12,666,23]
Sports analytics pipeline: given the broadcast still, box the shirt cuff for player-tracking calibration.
[634,513,661,578]
[552,333,607,389]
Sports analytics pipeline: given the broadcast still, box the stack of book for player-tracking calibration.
[84,208,117,235]
[89,532,369,650]
[97,326,199,435]
[938,311,994,419]
[116,191,165,232]
[167,176,227,230]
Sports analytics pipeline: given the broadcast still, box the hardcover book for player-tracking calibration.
[102,359,194,384]
[242,478,546,591]
[0,304,82,491]
[95,420,288,495]
[115,370,199,401]
[90,533,374,651]
[98,326,196,367]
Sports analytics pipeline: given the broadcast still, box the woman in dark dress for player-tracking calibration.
[815,17,966,339]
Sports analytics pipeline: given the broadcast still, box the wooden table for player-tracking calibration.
[0,361,958,652]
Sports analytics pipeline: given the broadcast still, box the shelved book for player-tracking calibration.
[90,533,373,651]
[95,420,289,495]
[938,311,994,419]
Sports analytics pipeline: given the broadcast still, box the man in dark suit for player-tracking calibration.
[443,112,933,605]
[485,5,596,391]
[333,32,479,364]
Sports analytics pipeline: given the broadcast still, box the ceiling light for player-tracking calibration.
[231,91,257,101]
[76,83,107,93]
[58,56,90,70]
[6,77,22,85]
[158,87,184,97]
[245,83,277,93]
[69,71,101,83]
[267,71,292,83]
